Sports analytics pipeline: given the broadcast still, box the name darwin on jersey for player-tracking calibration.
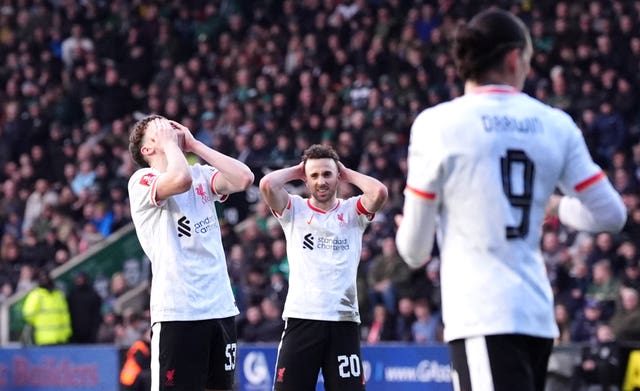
[481,115,543,134]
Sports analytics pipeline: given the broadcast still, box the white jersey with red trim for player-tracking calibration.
[275,195,373,323]
[406,85,604,341]
[128,163,238,323]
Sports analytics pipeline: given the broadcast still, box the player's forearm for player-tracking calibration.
[190,139,254,191]
[396,194,437,268]
[259,165,301,214]
[164,142,192,189]
[341,167,388,212]
[261,165,302,189]
[557,180,626,233]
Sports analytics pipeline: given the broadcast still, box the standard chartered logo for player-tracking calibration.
[316,237,350,250]
[193,216,219,234]
[302,234,350,251]
[177,215,219,237]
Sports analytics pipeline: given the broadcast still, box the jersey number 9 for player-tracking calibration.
[500,149,535,239]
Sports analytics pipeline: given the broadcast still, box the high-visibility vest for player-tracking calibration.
[22,287,72,345]
[120,340,151,386]
[624,350,640,391]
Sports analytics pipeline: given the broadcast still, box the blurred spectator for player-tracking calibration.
[592,102,627,168]
[67,272,102,344]
[0,240,24,285]
[22,178,58,233]
[15,264,37,293]
[587,233,617,267]
[570,324,620,391]
[77,221,104,253]
[395,296,416,342]
[586,259,620,319]
[614,240,637,276]
[103,272,130,314]
[257,297,285,342]
[411,299,441,344]
[621,259,640,292]
[570,299,604,344]
[61,24,94,67]
[366,304,395,344]
[554,302,572,346]
[609,286,640,343]
[238,305,264,343]
[97,311,119,344]
[264,269,288,309]
[114,307,144,349]
[0,282,14,305]
[71,160,96,196]
[565,259,591,318]
[367,236,412,315]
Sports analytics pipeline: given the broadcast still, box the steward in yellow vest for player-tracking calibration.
[22,270,72,345]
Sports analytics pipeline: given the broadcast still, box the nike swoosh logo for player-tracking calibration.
[307,214,314,225]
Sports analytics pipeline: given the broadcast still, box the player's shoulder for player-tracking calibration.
[288,194,305,208]
[190,162,214,174]
[413,99,460,126]
[128,167,157,190]
[518,93,576,127]
[410,100,457,146]
[335,196,356,211]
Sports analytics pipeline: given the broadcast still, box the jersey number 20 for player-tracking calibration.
[500,149,535,239]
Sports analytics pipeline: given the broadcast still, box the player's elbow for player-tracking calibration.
[259,176,272,196]
[375,185,389,207]
[238,170,255,190]
[367,185,389,212]
[173,173,193,193]
[396,239,428,269]
[398,249,427,269]
[600,202,627,233]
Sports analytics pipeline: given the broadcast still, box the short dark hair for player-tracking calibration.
[452,8,530,81]
[128,114,164,168]
[302,144,340,165]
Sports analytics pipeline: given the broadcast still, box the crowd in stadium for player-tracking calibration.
[1,0,640,359]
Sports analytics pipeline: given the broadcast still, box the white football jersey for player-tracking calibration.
[406,85,604,341]
[275,195,373,323]
[128,163,239,323]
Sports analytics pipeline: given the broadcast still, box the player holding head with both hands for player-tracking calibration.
[260,144,388,391]
[128,115,254,391]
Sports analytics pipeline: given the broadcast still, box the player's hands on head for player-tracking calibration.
[169,120,194,152]
[151,118,179,152]
[294,161,306,181]
[336,161,349,182]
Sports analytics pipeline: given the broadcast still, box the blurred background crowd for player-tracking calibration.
[1,0,640,371]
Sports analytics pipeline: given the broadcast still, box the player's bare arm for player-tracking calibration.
[337,161,388,213]
[259,162,305,216]
[170,120,254,195]
[152,118,192,202]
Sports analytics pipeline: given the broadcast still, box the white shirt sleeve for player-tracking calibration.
[558,178,627,232]
[555,121,627,232]
[396,112,443,268]
[396,193,439,268]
